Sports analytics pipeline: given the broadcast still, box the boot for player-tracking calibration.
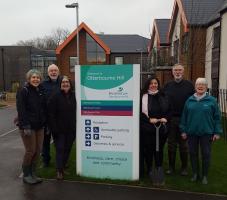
[180,152,188,176]
[166,151,176,175]
[31,163,43,184]
[22,165,37,185]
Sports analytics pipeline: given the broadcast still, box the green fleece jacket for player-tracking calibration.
[180,94,222,136]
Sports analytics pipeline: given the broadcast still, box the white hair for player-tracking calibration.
[47,64,59,72]
[195,77,208,85]
[172,64,184,70]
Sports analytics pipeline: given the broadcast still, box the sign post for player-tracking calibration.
[75,64,140,180]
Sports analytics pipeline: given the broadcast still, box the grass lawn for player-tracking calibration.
[37,139,227,195]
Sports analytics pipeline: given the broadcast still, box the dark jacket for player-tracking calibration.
[16,83,46,130]
[48,90,76,138]
[163,80,194,117]
[41,76,61,102]
[140,91,171,145]
[140,91,171,125]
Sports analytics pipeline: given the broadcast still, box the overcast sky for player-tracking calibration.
[0,0,174,45]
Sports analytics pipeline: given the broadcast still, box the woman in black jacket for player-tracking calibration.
[16,69,46,184]
[48,76,76,180]
[140,76,170,185]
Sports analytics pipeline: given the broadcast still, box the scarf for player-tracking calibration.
[142,90,159,117]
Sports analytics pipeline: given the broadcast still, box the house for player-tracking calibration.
[0,46,56,91]
[149,19,172,85]
[56,22,150,81]
[205,0,227,91]
[168,0,226,85]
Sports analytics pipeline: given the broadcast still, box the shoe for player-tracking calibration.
[23,175,38,185]
[57,171,64,180]
[191,174,198,182]
[202,176,208,185]
[31,164,43,184]
[32,175,43,184]
[22,165,38,185]
[180,168,188,176]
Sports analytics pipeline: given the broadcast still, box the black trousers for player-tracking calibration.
[141,122,168,173]
[188,135,212,177]
[54,133,75,171]
[42,126,51,165]
[167,117,188,153]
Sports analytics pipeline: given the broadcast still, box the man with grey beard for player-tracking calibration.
[163,64,194,176]
[41,64,61,167]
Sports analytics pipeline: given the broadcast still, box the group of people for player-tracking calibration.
[16,63,222,186]
[16,64,76,184]
[140,64,222,185]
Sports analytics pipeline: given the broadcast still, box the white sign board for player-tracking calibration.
[75,64,140,180]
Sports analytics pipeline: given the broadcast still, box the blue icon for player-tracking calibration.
[85,134,91,140]
[85,141,91,146]
[93,127,99,133]
[85,119,91,126]
[85,127,91,132]
[93,134,99,140]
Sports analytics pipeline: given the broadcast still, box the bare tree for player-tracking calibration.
[51,27,70,46]
[16,27,70,50]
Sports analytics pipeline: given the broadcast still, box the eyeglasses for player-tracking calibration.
[62,80,70,83]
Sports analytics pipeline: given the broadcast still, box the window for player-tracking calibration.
[213,27,220,49]
[174,39,179,64]
[69,57,78,72]
[181,33,189,54]
[86,34,106,64]
[115,57,123,65]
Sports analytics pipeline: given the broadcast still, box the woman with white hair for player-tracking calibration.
[16,69,46,184]
[180,77,222,184]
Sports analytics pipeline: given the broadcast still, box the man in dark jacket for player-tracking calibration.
[163,64,194,176]
[41,64,61,167]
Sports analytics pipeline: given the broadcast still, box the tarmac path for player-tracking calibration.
[0,106,226,200]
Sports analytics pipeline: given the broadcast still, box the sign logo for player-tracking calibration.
[118,87,123,92]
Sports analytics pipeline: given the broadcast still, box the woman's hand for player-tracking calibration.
[24,129,32,136]
[149,118,159,124]
[181,133,187,140]
[160,118,167,123]
[212,134,220,141]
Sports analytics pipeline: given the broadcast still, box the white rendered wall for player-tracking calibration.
[205,22,220,88]
[219,12,227,89]
[170,11,181,57]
